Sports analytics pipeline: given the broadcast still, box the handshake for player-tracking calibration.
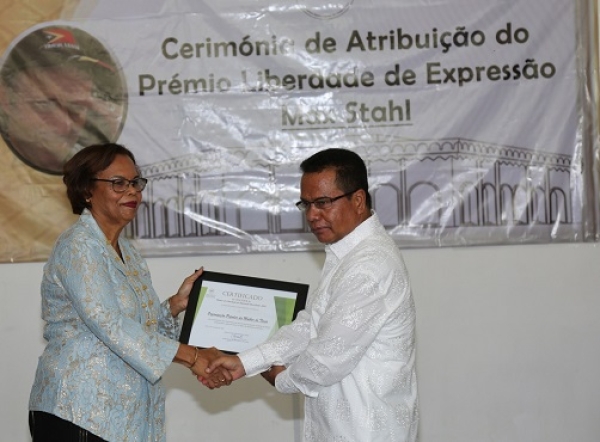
[189,347,286,389]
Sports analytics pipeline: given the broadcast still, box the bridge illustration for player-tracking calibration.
[127,137,578,252]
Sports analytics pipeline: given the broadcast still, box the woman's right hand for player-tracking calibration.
[174,344,232,388]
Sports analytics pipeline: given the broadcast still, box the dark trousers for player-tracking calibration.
[29,411,108,442]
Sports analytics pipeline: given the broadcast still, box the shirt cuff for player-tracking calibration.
[238,346,270,377]
[274,369,298,394]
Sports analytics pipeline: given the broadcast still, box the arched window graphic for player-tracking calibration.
[530,186,547,224]
[131,201,151,238]
[513,184,529,225]
[200,196,220,236]
[182,194,200,236]
[280,201,305,233]
[444,189,463,227]
[164,196,183,237]
[482,183,497,225]
[408,182,441,227]
[500,184,515,225]
[152,199,167,238]
[459,181,479,226]
[374,183,402,227]
[550,188,568,223]
[239,201,268,233]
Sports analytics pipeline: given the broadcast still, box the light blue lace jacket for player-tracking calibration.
[29,210,180,442]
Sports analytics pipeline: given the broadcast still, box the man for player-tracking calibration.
[0,26,124,175]
[207,148,419,441]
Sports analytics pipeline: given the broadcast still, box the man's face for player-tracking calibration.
[300,168,367,244]
[3,65,93,171]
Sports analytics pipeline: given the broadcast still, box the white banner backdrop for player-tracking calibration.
[0,0,597,261]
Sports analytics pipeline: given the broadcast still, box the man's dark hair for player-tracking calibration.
[300,148,371,209]
[63,143,138,215]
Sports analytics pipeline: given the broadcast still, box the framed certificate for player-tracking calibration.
[179,271,309,354]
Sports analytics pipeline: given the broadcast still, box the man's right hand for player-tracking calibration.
[198,355,246,387]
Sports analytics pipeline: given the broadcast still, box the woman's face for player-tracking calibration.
[88,154,142,234]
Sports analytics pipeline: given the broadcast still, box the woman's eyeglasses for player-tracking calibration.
[91,177,148,193]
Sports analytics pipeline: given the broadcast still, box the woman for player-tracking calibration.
[28,143,230,442]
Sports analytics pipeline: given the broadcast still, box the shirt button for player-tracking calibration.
[146,320,152,326]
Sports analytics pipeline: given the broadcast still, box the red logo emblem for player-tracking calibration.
[43,29,77,45]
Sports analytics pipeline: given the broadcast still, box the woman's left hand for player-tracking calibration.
[169,267,203,317]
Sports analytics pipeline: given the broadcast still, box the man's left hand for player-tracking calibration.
[260,365,286,386]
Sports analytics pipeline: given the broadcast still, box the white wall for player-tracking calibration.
[2,243,600,441]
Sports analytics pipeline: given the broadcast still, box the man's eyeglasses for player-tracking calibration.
[92,177,148,193]
[296,189,358,211]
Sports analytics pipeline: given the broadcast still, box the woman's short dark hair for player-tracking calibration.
[300,148,371,209]
[63,143,137,214]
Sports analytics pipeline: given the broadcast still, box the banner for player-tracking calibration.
[0,0,597,262]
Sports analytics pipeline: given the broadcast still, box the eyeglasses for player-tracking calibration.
[92,177,148,193]
[296,189,358,211]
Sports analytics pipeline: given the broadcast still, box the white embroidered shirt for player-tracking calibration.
[240,213,418,442]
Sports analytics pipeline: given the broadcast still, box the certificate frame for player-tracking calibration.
[179,271,308,354]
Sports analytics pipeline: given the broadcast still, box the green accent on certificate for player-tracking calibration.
[180,271,308,354]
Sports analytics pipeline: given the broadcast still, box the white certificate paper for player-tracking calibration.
[180,271,308,353]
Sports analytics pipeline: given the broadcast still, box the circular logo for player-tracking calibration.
[0,24,128,175]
